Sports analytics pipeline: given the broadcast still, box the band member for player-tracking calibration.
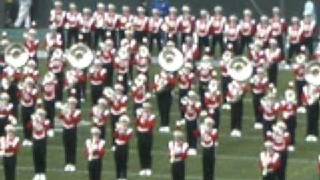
[64,68,86,107]
[0,93,13,136]
[41,72,57,137]
[224,15,240,55]
[265,38,283,86]
[181,91,201,155]
[118,6,134,41]
[88,59,107,105]
[267,122,291,180]
[93,3,107,49]
[123,30,139,81]
[45,27,63,55]
[22,60,39,81]
[226,80,247,137]
[85,127,106,180]
[177,63,195,117]
[287,17,302,63]
[301,12,316,56]
[196,9,211,51]
[100,39,116,86]
[136,103,156,176]
[105,4,119,44]
[162,7,179,43]
[181,36,201,64]
[270,7,287,53]
[134,42,151,78]
[210,6,226,55]
[292,46,307,110]
[259,141,280,180]
[178,5,195,44]
[148,8,163,52]
[168,130,188,180]
[250,67,269,130]
[48,49,65,101]
[302,83,320,142]
[256,15,271,48]
[49,1,65,46]
[24,29,39,63]
[0,125,20,180]
[2,66,20,117]
[65,3,81,48]
[220,44,234,107]
[239,9,256,54]
[91,98,110,139]
[194,117,218,180]
[153,70,176,133]
[133,6,149,44]
[204,79,222,129]
[114,115,133,180]
[19,77,38,147]
[108,84,128,146]
[261,84,279,138]
[58,97,81,172]
[28,109,50,180]
[114,47,130,94]
[131,74,151,116]
[79,8,94,48]
[280,81,297,151]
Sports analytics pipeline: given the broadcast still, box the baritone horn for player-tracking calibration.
[5,43,29,68]
[227,56,253,82]
[66,43,93,69]
[158,46,184,72]
[305,61,320,86]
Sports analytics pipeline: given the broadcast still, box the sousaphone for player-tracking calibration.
[305,61,320,86]
[227,56,253,82]
[158,47,184,72]
[66,43,93,69]
[4,43,29,68]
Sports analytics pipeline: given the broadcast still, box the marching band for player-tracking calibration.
[1,1,320,180]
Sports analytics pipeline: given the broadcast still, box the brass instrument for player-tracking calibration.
[305,61,320,86]
[66,43,94,69]
[227,56,253,82]
[4,43,29,68]
[158,46,184,72]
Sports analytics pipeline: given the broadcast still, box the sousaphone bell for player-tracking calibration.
[66,43,94,69]
[5,43,29,68]
[305,61,320,86]
[158,46,184,72]
[227,56,253,82]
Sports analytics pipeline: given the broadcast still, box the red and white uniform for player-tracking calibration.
[0,103,13,119]
[101,48,116,65]
[252,50,268,68]
[302,85,320,106]
[261,98,279,121]
[91,106,109,127]
[168,140,188,162]
[280,100,297,120]
[197,126,218,148]
[182,100,201,121]
[239,18,256,37]
[265,47,283,64]
[198,66,214,83]
[226,81,245,103]
[46,33,63,50]
[136,109,156,133]
[196,18,211,37]
[110,95,128,116]
[65,11,81,29]
[85,138,106,161]
[79,14,94,33]
[134,54,150,73]
[29,118,50,140]
[88,68,107,86]
[210,15,226,36]
[153,73,176,92]
[92,11,106,29]
[224,23,240,42]
[20,88,37,107]
[181,43,200,62]
[43,81,57,102]
[148,16,163,34]
[250,75,269,95]
[259,151,280,175]
[105,12,119,31]
[25,38,39,58]
[204,91,222,114]
[270,17,287,38]
[162,15,179,35]
[178,15,195,34]
[292,62,305,81]
[132,85,149,104]
[114,126,133,145]
[287,24,302,45]
[118,13,134,31]
[256,24,271,45]
[50,9,66,28]
[48,58,65,74]
[133,15,148,32]
[22,67,39,81]
[59,109,81,129]
[267,131,291,152]
[114,57,129,75]
[0,135,20,157]
[300,19,316,40]
[177,72,194,90]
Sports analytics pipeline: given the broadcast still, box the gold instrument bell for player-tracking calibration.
[5,43,29,68]
[158,42,184,72]
[227,56,253,82]
[66,43,93,69]
[305,61,320,86]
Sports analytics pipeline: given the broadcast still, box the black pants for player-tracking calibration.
[88,159,102,180]
[225,40,240,55]
[63,128,77,165]
[111,115,120,145]
[67,28,78,48]
[137,132,153,169]
[171,161,185,180]
[133,103,143,118]
[296,80,305,106]
[210,109,220,129]
[179,89,189,118]
[119,30,125,42]
[302,37,314,56]
[203,147,215,180]
[56,27,65,49]
[118,74,128,95]
[73,83,82,109]
[81,32,92,48]
[288,43,300,64]
[103,64,113,87]
[97,125,106,140]
[55,72,64,101]
[211,34,224,55]
[263,120,275,139]
[108,30,117,47]
[44,100,55,128]
[253,93,264,124]
[268,63,278,86]
[274,35,284,55]
[221,76,231,103]
[186,120,198,149]
[277,151,288,180]
[91,84,103,105]
[263,173,276,180]
[21,106,35,140]
[198,36,209,52]
[181,33,192,45]
[149,32,162,52]
[199,81,208,109]
[115,144,129,179]
[135,31,147,44]
[94,28,106,49]
[307,102,319,136]
[156,89,172,127]
[3,156,17,180]
[240,36,252,54]
[8,84,18,117]
[0,118,8,136]
[285,116,297,145]
[33,138,47,173]
[231,99,243,130]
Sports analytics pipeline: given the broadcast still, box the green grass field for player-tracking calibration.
[1,29,319,180]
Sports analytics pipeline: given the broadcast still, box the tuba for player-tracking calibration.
[227,56,253,82]
[305,61,320,86]
[158,47,184,72]
[66,43,94,69]
[5,43,29,68]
